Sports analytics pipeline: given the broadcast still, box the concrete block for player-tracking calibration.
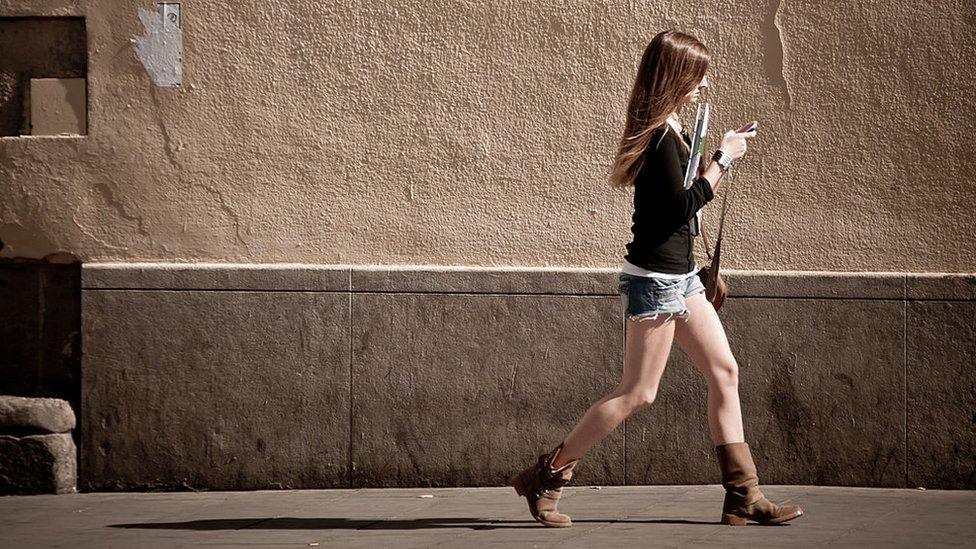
[350,293,624,487]
[81,290,350,490]
[906,273,976,301]
[907,301,976,488]
[626,297,906,487]
[0,396,76,434]
[29,78,86,135]
[0,433,76,494]
[82,263,351,291]
[351,266,617,295]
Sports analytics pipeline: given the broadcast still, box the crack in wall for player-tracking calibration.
[145,88,249,250]
[93,182,151,237]
[70,212,127,251]
[762,0,793,108]
[191,182,250,247]
[142,45,247,253]
[144,78,249,250]
[149,85,181,170]
[148,90,250,250]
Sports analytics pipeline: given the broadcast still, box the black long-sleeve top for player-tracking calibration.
[623,125,715,274]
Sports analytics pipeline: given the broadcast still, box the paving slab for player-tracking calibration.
[1,485,973,548]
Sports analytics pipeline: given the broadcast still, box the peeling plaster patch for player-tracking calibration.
[134,3,183,87]
[762,0,793,108]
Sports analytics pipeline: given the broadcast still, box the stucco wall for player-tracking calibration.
[1,0,974,271]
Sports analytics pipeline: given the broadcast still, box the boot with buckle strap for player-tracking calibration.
[510,442,580,528]
[715,441,804,526]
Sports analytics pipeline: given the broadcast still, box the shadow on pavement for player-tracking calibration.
[110,517,741,530]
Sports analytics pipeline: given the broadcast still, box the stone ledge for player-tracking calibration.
[82,263,351,291]
[351,266,617,295]
[906,273,976,301]
[723,270,906,299]
[81,263,976,300]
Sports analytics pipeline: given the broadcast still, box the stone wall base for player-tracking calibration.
[79,264,976,490]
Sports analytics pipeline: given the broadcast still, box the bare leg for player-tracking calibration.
[551,314,677,469]
[672,293,805,525]
[673,292,745,445]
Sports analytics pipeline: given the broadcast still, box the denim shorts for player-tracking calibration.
[618,269,706,322]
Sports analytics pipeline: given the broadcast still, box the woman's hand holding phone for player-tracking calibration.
[718,120,759,161]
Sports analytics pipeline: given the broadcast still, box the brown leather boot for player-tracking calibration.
[715,441,804,526]
[510,442,580,528]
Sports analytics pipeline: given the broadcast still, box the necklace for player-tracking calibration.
[667,113,683,133]
[667,113,692,148]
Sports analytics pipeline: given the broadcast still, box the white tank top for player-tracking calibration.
[621,260,699,279]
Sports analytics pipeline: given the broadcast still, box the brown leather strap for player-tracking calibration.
[699,169,733,265]
[700,215,714,262]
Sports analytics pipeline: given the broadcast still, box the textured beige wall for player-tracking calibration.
[1,0,974,271]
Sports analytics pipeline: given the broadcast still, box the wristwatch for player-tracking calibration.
[712,149,733,171]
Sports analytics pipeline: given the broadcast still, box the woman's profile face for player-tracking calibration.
[682,75,709,106]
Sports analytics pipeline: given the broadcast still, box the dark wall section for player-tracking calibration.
[0,255,82,444]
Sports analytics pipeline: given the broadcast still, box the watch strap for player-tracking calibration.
[712,149,732,170]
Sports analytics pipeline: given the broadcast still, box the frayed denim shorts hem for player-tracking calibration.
[618,269,706,323]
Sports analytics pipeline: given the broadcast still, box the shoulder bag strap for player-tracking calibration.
[699,168,734,265]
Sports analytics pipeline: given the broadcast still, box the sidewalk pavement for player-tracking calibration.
[2,484,973,548]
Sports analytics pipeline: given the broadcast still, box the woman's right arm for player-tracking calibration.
[700,126,758,190]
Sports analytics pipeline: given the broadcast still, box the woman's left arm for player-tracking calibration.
[698,159,727,192]
[653,133,716,227]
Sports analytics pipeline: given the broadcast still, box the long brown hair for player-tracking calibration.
[609,30,710,189]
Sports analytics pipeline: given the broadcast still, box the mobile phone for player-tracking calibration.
[737,121,758,133]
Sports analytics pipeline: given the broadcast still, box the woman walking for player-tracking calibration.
[511,30,804,527]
